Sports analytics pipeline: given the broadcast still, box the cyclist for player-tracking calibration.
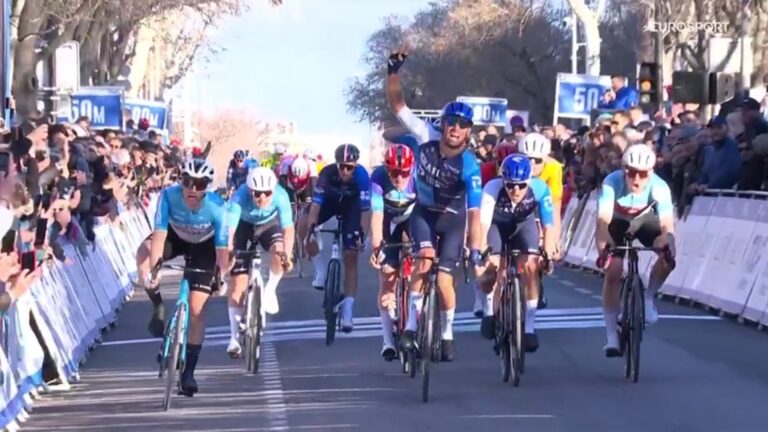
[369,143,416,361]
[277,152,318,198]
[261,143,287,170]
[595,144,676,357]
[227,150,258,195]
[473,141,517,318]
[302,144,371,332]
[386,52,484,361]
[225,167,294,357]
[303,149,325,176]
[143,158,230,396]
[518,133,563,251]
[477,155,556,352]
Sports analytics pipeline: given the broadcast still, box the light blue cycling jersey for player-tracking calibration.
[598,169,673,220]
[228,183,293,229]
[154,184,229,247]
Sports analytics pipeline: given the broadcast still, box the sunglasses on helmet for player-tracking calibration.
[443,115,472,129]
[181,174,210,191]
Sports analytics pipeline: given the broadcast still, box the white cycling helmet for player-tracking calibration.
[247,166,278,192]
[182,158,214,180]
[303,149,317,160]
[622,144,656,171]
[290,156,311,179]
[519,133,551,158]
[274,143,287,155]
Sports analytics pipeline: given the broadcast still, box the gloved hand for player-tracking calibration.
[387,52,408,75]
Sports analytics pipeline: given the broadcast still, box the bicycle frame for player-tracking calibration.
[161,279,190,367]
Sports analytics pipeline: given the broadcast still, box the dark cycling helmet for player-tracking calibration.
[442,102,474,124]
[233,149,246,160]
[500,153,532,183]
[334,144,360,164]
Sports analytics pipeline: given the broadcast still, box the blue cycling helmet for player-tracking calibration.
[500,154,532,183]
[233,149,246,160]
[389,133,420,149]
[442,102,474,124]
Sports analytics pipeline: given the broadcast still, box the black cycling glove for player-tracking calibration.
[387,53,407,75]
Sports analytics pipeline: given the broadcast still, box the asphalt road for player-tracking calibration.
[22,243,768,432]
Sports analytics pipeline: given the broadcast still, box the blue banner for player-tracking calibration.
[70,88,123,129]
[456,96,508,126]
[555,73,612,118]
[124,99,168,130]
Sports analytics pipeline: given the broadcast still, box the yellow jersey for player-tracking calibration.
[538,158,563,205]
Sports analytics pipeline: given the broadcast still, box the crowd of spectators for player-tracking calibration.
[468,95,768,216]
[0,114,190,315]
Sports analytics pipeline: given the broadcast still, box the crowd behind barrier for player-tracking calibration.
[0,201,154,431]
[558,189,768,328]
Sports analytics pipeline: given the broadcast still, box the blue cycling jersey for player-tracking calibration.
[480,178,554,227]
[228,183,293,228]
[154,184,229,247]
[226,158,258,190]
[312,164,371,211]
[598,169,673,220]
[414,141,482,213]
[370,165,416,223]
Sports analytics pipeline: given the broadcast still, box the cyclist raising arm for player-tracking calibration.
[224,167,294,358]
[477,155,556,352]
[595,144,676,356]
[301,144,371,332]
[387,51,484,361]
[145,159,230,396]
[369,143,416,361]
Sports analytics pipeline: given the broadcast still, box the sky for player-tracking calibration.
[179,0,433,149]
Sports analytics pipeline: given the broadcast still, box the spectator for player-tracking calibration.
[611,131,629,152]
[738,97,768,147]
[598,74,638,110]
[738,133,768,190]
[688,117,741,194]
[628,106,646,127]
[726,111,745,139]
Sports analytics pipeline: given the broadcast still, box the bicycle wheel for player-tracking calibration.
[396,276,409,374]
[245,284,262,374]
[499,286,511,383]
[630,274,644,383]
[324,259,341,346]
[421,287,436,403]
[514,276,526,376]
[163,306,185,411]
[620,276,632,379]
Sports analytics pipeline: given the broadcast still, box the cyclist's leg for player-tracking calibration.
[636,215,669,325]
[603,219,628,356]
[146,230,183,337]
[512,216,544,352]
[227,220,254,355]
[307,202,334,289]
[479,224,502,340]
[135,235,151,287]
[339,198,364,330]
[181,236,218,394]
[402,205,437,348]
[434,211,465,361]
[378,218,405,359]
[259,219,286,315]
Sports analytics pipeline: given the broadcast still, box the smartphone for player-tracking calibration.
[0,151,10,175]
[1,229,15,253]
[20,251,35,271]
[34,218,47,247]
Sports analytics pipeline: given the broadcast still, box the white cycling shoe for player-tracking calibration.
[227,338,242,358]
[263,287,280,315]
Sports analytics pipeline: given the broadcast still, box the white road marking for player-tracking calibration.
[561,280,576,286]
[260,341,289,431]
[574,287,592,295]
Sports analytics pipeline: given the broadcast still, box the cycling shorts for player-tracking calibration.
[231,218,283,276]
[487,216,540,257]
[381,214,409,269]
[150,227,217,294]
[409,205,465,273]
[286,186,312,205]
[608,213,661,259]
[317,198,363,250]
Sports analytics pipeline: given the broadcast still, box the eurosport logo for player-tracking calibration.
[643,21,730,34]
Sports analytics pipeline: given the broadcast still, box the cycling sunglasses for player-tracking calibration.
[252,190,273,198]
[181,175,210,191]
[625,168,650,179]
[389,169,411,178]
[443,115,472,129]
[529,157,544,165]
[504,181,528,190]
[338,163,356,172]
